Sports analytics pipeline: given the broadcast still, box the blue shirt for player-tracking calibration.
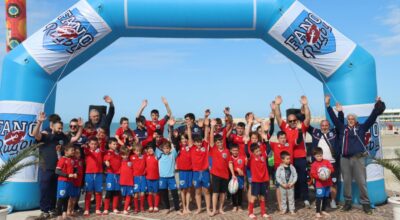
[155,148,177,178]
[134,127,148,143]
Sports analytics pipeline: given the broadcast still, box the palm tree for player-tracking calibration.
[374,149,400,184]
[0,144,40,185]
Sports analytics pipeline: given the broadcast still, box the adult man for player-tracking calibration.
[326,95,386,215]
[66,118,85,148]
[87,95,115,136]
[177,113,203,137]
[33,112,83,219]
[274,95,311,208]
[307,103,344,209]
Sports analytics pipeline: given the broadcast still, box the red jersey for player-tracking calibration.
[130,153,146,176]
[115,127,136,144]
[210,146,232,179]
[230,134,246,156]
[280,121,308,158]
[72,158,84,187]
[176,144,192,171]
[83,129,97,139]
[145,117,168,138]
[249,152,269,183]
[145,154,159,180]
[98,137,107,152]
[311,159,334,188]
[104,150,122,174]
[246,142,267,158]
[84,148,104,173]
[56,156,74,182]
[120,159,134,186]
[231,155,247,176]
[190,141,209,172]
[270,142,294,170]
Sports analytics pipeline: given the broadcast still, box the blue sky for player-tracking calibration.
[0,0,399,122]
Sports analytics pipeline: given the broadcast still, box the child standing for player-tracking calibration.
[130,145,147,213]
[55,145,77,219]
[83,137,104,216]
[145,144,161,212]
[230,144,247,212]
[103,138,122,214]
[311,147,334,218]
[245,143,270,219]
[275,151,297,215]
[119,147,134,215]
[67,146,84,217]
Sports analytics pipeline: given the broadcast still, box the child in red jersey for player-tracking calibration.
[103,138,122,214]
[83,137,104,216]
[209,119,235,216]
[115,117,137,146]
[67,146,84,217]
[230,144,247,212]
[145,144,160,212]
[245,143,270,219]
[311,147,334,218]
[119,147,134,215]
[96,127,108,152]
[130,145,147,213]
[189,123,212,216]
[55,145,77,219]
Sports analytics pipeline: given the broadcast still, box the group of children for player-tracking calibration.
[52,98,336,219]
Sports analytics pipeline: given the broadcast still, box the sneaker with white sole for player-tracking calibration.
[330,200,337,209]
[304,200,311,209]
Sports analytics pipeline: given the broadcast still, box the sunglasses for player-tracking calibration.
[70,125,78,128]
[288,120,297,123]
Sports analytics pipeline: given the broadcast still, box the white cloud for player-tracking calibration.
[374,5,400,56]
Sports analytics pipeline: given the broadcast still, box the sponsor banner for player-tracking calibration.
[338,104,384,181]
[0,101,44,182]
[23,0,112,74]
[5,0,27,51]
[268,1,356,77]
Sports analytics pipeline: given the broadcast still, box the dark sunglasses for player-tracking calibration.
[288,120,297,123]
[70,125,78,128]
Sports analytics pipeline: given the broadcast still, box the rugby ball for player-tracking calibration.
[318,166,331,181]
[228,178,239,194]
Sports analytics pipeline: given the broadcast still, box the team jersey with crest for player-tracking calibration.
[120,159,134,186]
[56,156,74,182]
[84,148,104,173]
[230,134,246,156]
[280,121,308,158]
[176,144,192,171]
[270,142,294,169]
[145,154,159,180]
[210,146,232,179]
[72,158,84,187]
[130,153,146,176]
[145,115,169,138]
[249,152,270,183]
[232,155,247,176]
[190,141,209,171]
[104,150,122,174]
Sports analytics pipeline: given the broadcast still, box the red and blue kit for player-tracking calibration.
[249,152,270,183]
[191,141,211,188]
[145,153,159,193]
[56,156,74,199]
[232,155,247,189]
[84,148,104,193]
[104,150,122,191]
[210,146,231,180]
[270,142,294,169]
[177,143,193,189]
[230,134,246,156]
[311,159,334,198]
[70,158,84,198]
[120,158,134,196]
[130,153,147,193]
[280,121,308,158]
[145,116,168,138]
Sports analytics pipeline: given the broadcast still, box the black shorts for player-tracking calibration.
[331,162,340,186]
[211,174,228,193]
[251,182,267,197]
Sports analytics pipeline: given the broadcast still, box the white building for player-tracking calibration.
[380,109,400,122]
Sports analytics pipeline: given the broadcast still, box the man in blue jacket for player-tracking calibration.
[307,102,344,209]
[326,95,386,215]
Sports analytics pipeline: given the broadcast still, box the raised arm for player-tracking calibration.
[187,124,193,146]
[104,95,115,127]
[268,104,275,137]
[70,118,84,143]
[136,99,148,119]
[274,96,284,127]
[209,119,216,147]
[33,112,46,141]
[301,96,311,127]
[325,95,344,129]
[361,97,386,132]
[161,97,172,117]
[295,122,304,145]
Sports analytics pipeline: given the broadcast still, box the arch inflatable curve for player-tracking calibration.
[0,0,385,210]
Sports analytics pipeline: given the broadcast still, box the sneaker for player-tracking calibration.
[304,200,311,209]
[362,204,373,215]
[330,200,337,209]
[341,201,352,212]
[35,212,50,220]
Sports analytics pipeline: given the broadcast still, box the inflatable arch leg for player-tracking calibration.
[0,0,386,210]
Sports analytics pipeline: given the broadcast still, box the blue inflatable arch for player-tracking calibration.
[0,0,385,210]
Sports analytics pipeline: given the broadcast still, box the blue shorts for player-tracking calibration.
[85,173,103,192]
[134,176,147,193]
[208,157,213,170]
[179,170,193,189]
[57,181,72,199]
[193,170,210,189]
[69,185,81,198]
[251,182,267,197]
[121,185,134,196]
[246,168,252,183]
[316,186,331,198]
[106,173,121,191]
[146,179,159,193]
[237,176,245,190]
[159,177,177,190]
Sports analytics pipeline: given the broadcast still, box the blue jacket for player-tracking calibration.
[327,103,384,158]
[307,110,344,161]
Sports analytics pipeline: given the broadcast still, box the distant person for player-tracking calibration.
[87,95,115,136]
[326,95,386,215]
[134,115,148,143]
[307,99,344,209]
[274,95,311,208]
